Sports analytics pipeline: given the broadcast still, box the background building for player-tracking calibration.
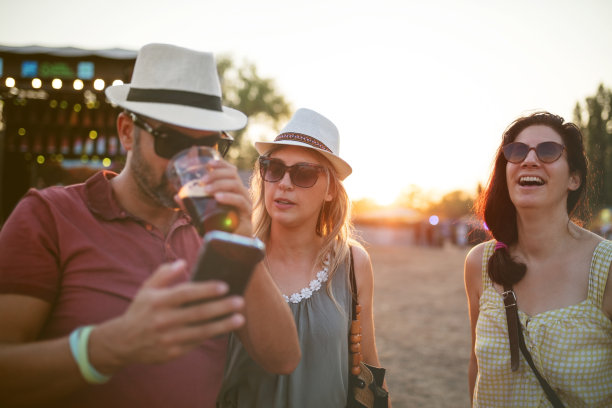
[0,45,136,224]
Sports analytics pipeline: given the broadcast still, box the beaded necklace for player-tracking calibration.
[265,254,330,303]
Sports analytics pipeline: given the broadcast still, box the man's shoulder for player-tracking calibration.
[35,182,84,198]
[27,180,86,208]
[23,171,111,213]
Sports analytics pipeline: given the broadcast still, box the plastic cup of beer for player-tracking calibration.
[166,146,240,235]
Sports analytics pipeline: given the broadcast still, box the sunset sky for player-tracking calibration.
[2,0,612,204]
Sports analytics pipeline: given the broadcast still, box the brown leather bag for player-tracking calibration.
[347,248,388,408]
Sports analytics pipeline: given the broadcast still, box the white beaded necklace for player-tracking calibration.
[266,254,330,304]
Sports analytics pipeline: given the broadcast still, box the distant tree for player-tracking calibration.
[351,197,382,216]
[574,84,612,212]
[395,184,429,211]
[427,190,474,220]
[476,182,483,197]
[217,57,292,169]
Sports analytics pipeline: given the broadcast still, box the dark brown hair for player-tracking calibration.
[476,112,588,286]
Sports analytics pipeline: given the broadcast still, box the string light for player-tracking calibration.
[2,52,134,182]
[93,79,105,91]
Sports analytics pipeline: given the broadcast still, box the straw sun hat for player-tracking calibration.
[105,43,246,131]
[255,108,352,180]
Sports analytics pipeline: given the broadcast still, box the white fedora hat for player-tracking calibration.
[255,108,352,180]
[105,43,246,131]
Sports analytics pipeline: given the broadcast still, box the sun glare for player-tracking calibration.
[371,190,397,206]
[346,179,398,206]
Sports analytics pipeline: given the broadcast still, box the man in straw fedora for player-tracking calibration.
[0,43,300,407]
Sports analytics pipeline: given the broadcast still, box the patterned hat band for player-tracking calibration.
[274,132,332,153]
[254,108,351,180]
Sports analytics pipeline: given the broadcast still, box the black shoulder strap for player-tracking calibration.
[348,247,357,318]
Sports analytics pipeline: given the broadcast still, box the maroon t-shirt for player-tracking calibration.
[0,171,228,408]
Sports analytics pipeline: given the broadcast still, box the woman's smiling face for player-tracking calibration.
[505,125,580,212]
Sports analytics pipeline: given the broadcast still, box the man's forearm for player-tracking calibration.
[0,338,87,406]
[237,263,300,374]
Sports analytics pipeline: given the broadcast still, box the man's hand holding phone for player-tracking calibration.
[191,231,265,295]
[90,260,246,373]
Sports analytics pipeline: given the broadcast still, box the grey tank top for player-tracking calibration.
[217,260,351,408]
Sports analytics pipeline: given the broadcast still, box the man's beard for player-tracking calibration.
[131,135,179,209]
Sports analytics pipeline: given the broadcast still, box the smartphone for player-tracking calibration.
[192,230,265,296]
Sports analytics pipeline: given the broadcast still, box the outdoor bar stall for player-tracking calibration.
[0,45,136,225]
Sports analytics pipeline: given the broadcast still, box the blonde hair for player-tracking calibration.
[251,147,358,294]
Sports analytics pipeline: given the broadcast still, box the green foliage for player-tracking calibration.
[573,84,612,212]
[393,185,474,219]
[427,190,474,220]
[395,185,427,211]
[352,197,382,215]
[217,56,292,169]
[355,186,475,222]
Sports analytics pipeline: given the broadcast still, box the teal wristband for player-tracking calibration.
[70,325,111,384]
[68,327,81,362]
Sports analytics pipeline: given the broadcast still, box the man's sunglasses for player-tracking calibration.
[502,141,565,164]
[259,157,327,188]
[129,113,233,159]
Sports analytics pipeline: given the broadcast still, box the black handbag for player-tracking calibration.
[347,248,389,408]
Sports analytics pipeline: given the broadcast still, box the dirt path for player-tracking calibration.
[368,244,472,407]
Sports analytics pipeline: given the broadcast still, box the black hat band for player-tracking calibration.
[127,88,222,111]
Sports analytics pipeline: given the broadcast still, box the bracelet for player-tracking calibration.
[68,325,111,384]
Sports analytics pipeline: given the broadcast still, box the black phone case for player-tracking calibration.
[192,231,265,295]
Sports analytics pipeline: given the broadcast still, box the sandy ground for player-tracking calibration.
[367,244,473,408]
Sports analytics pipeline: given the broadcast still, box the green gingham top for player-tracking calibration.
[473,239,612,407]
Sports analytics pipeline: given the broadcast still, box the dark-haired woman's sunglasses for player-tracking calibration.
[259,157,327,188]
[130,113,233,159]
[502,141,565,164]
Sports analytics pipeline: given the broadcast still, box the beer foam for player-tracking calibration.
[179,179,209,198]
